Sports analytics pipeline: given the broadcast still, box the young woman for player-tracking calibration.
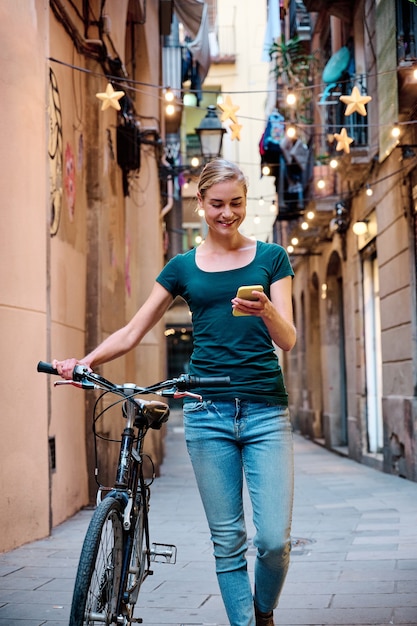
[54,158,296,626]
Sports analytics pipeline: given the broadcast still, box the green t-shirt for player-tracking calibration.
[156,240,294,405]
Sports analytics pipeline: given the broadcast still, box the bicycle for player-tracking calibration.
[37,361,230,625]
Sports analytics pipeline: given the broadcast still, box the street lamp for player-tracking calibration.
[195,105,226,161]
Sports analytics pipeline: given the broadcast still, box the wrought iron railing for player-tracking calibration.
[397,0,417,64]
[318,74,369,149]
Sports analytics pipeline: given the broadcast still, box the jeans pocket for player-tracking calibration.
[183,400,209,414]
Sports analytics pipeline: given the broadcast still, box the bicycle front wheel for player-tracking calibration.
[70,496,124,626]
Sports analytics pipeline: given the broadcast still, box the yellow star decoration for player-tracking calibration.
[218,96,240,123]
[339,85,372,117]
[333,127,354,153]
[96,83,125,111]
[229,122,243,141]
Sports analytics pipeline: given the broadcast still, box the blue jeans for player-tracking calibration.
[183,399,294,626]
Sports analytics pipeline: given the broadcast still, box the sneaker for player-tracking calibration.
[255,607,274,626]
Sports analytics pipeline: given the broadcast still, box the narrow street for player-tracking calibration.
[0,411,416,625]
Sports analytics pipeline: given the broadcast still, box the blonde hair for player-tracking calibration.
[197,158,248,199]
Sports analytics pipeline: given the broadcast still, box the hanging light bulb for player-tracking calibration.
[197,208,205,217]
[366,184,373,197]
[258,197,265,206]
[165,103,175,116]
[254,215,261,225]
[164,88,174,103]
[191,156,200,168]
[286,124,297,139]
[262,165,271,176]
[301,221,309,230]
[287,244,294,254]
[286,92,296,106]
[391,124,401,139]
[306,210,315,220]
[291,237,299,245]
[270,200,277,213]
[317,178,326,190]
[329,158,338,169]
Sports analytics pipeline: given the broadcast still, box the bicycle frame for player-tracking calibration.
[98,387,153,618]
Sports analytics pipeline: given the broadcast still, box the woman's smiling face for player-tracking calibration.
[198,179,247,236]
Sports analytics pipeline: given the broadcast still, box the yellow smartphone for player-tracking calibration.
[233,285,264,316]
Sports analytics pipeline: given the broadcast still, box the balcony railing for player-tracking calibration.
[397,0,417,64]
[210,24,236,64]
[318,74,369,150]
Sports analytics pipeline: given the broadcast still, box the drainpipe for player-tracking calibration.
[160,158,174,219]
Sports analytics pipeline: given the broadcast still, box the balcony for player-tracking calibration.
[397,0,417,114]
[302,0,353,21]
[290,0,312,42]
[209,24,236,65]
[318,75,371,172]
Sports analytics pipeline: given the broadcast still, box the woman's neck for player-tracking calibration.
[195,236,257,272]
[201,233,254,254]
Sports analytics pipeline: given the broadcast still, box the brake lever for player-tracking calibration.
[54,380,96,390]
[157,388,202,401]
[173,391,202,400]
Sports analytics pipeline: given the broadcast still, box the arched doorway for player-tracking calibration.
[322,252,348,448]
[309,272,324,438]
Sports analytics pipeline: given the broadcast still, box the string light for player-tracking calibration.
[254,215,261,224]
[291,237,299,245]
[329,158,338,169]
[48,56,417,135]
[366,184,373,196]
[287,244,294,253]
[286,124,297,139]
[259,197,265,206]
[164,88,174,102]
[270,200,277,213]
[190,156,200,167]
[317,178,326,190]
[306,210,315,219]
[301,221,309,230]
[46,56,417,211]
[391,124,401,138]
[286,92,296,106]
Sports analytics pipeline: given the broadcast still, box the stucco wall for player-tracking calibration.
[0,0,166,551]
[0,1,51,551]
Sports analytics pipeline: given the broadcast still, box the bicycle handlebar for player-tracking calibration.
[37,361,230,396]
[37,361,59,375]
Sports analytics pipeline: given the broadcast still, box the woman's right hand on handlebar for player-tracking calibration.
[52,358,92,380]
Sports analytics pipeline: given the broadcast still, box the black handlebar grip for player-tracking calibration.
[37,361,58,375]
[189,376,231,387]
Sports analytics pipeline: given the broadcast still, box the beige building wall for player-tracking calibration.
[0,1,52,551]
[0,0,166,552]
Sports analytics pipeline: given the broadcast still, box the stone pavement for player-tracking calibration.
[0,410,416,626]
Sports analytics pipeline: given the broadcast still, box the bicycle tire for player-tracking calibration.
[125,492,147,605]
[70,496,124,626]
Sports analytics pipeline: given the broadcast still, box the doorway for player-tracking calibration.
[362,248,383,452]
